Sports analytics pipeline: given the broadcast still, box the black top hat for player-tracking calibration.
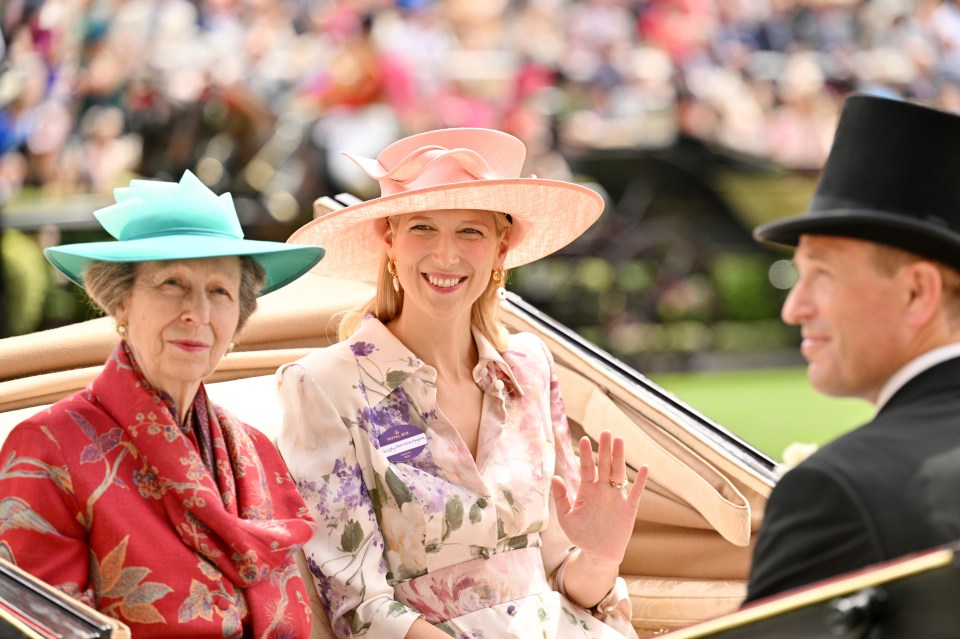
[754,94,960,273]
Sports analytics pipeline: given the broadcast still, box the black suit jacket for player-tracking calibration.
[745,356,960,603]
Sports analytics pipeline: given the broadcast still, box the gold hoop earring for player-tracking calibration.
[492,268,507,300]
[387,260,401,293]
[116,322,128,338]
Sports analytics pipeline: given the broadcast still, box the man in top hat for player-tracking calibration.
[745,93,960,603]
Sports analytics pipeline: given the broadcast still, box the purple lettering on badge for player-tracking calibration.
[378,424,427,463]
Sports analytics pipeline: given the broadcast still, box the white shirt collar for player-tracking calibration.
[875,342,960,410]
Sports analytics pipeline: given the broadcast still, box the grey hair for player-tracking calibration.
[83,256,266,332]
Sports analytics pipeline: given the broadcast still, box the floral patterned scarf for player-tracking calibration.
[94,343,315,636]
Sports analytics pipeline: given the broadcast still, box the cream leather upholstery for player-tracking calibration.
[0,272,772,636]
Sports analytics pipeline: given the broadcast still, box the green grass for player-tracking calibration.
[649,368,874,463]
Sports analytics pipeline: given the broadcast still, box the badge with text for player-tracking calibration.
[378,424,427,463]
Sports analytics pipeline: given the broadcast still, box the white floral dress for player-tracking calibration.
[277,317,636,639]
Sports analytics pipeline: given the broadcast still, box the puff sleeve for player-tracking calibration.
[276,360,424,639]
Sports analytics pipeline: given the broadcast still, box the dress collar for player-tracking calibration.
[471,326,522,398]
[346,316,523,405]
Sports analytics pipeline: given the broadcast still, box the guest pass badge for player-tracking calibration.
[379,424,427,462]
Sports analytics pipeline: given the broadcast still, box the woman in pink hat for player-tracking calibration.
[279,128,647,638]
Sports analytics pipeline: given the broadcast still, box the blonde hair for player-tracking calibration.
[83,256,265,332]
[338,212,512,350]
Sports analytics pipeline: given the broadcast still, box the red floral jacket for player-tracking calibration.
[0,345,315,638]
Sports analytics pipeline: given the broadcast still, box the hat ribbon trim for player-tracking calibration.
[349,145,499,185]
[120,227,244,242]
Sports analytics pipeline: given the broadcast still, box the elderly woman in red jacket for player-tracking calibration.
[0,171,324,638]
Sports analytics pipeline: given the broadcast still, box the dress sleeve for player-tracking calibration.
[276,361,423,639]
[533,339,580,578]
[0,419,94,606]
[745,461,881,603]
[532,340,636,633]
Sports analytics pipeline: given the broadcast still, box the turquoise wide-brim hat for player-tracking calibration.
[44,171,325,295]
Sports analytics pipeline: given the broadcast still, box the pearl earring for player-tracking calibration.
[387,260,401,293]
[116,322,128,338]
[492,269,506,301]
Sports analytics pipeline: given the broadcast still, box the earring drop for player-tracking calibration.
[387,260,401,293]
[492,269,507,301]
[116,322,128,338]
[227,341,235,353]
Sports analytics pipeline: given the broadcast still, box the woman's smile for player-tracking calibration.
[385,209,507,322]
[424,272,467,291]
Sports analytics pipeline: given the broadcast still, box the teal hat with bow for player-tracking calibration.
[44,171,325,295]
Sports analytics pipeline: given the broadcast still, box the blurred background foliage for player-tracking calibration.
[507,138,812,374]
[2,227,47,336]
[3,0,957,454]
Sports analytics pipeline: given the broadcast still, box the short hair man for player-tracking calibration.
[746,94,960,602]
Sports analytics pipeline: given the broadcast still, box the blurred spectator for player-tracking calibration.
[8,0,960,349]
[764,51,838,170]
[2,0,960,211]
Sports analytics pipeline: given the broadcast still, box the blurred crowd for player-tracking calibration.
[3,0,960,214]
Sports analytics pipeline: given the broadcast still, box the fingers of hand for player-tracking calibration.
[597,430,613,483]
[580,431,633,492]
[551,475,572,511]
[578,436,597,482]
[603,431,629,489]
[609,435,627,488]
[626,465,650,506]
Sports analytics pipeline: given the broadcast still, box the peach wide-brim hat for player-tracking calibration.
[287,128,604,282]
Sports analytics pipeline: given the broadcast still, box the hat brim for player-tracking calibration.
[755,209,960,272]
[45,235,325,296]
[287,178,603,281]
